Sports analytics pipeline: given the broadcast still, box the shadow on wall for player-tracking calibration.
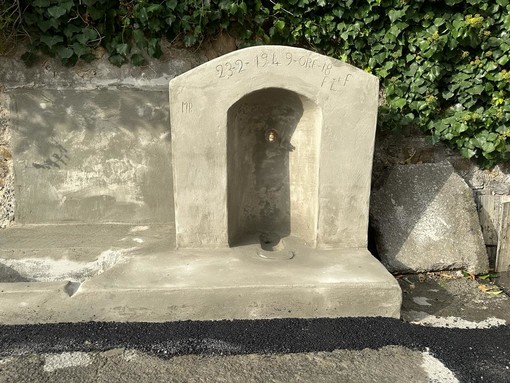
[227,88,303,246]
[13,89,170,160]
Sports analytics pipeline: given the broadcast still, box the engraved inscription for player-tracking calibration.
[320,73,352,92]
[255,52,282,67]
[216,60,248,79]
[181,101,193,113]
[256,51,330,74]
[213,50,355,92]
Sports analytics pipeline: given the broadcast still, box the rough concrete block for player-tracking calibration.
[370,162,488,274]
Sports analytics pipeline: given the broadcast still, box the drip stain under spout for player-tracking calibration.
[257,233,295,260]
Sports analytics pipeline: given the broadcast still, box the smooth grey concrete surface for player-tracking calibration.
[11,89,173,224]
[371,162,488,274]
[0,225,401,324]
[170,45,379,249]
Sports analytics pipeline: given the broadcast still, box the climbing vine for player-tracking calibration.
[1,0,509,167]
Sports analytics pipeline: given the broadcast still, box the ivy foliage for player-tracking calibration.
[3,0,510,167]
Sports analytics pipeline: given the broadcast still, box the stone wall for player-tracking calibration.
[0,89,14,227]
[373,128,510,198]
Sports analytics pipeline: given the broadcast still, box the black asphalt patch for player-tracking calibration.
[1,318,509,382]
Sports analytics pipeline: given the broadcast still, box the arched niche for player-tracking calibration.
[227,88,322,247]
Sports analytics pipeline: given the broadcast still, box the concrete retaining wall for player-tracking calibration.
[0,45,206,226]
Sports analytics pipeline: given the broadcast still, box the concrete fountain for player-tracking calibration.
[0,46,401,323]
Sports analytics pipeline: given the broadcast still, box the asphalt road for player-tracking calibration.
[1,317,509,382]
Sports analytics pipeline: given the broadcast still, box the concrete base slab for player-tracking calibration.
[0,225,401,324]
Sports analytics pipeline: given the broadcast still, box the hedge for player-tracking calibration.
[1,0,509,167]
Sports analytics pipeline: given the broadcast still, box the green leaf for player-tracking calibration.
[482,141,496,153]
[146,4,163,13]
[183,34,197,47]
[460,147,477,158]
[40,35,64,48]
[47,6,67,18]
[402,112,415,124]
[504,15,510,30]
[37,18,59,32]
[137,7,149,24]
[115,43,129,56]
[75,28,98,45]
[56,46,73,59]
[87,7,104,20]
[147,39,162,58]
[434,17,445,26]
[166,0,178,10]
[497,55,509,65]
[64,24,81,38]
[442,90,454,99]
[418,40,430,51]
[392,98,407,108]
[21,51,38,66]
[109,54,127,67]
[468,85,485,95]
[71,43,90,57]
[131,53,145,66]
[228,3,238,14]
[60,0,74,12]
[485,62,498,71]
[148,18,162,32]
[388,9,406,23]
[275,20,285,31]
[133,29,147,49]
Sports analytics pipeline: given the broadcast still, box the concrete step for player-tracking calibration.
[0,225,401,324]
